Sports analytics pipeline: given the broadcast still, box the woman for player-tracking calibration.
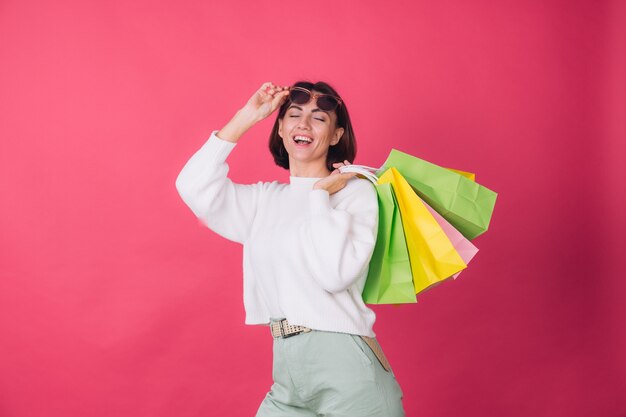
[176,81,405,416]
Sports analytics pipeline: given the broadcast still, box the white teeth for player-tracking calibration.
[294,135,312,143]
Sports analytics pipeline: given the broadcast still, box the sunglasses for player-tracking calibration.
[287,86,343,112]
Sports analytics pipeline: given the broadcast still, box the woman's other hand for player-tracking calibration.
[242,82,290,123]
[313,161,357,195]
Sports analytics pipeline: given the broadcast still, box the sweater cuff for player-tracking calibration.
[309,189,332,215]
[198,130,237,164]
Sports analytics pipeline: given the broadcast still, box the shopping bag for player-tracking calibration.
[378,168,467,295]
[445,168,475,181]
[422,200,478,279]
[418,167,479,278]
[362,182,417,304]
[378,149,497,240]
[340,165,478,302]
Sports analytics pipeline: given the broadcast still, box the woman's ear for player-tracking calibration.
[330,127,344,146]
[278,119,283,138]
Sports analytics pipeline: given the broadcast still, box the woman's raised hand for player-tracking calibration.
[217,82,290,143]
[243,82,291,122]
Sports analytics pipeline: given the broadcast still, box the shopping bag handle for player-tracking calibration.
[338,164,380,185]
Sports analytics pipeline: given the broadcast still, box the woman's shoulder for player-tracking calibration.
[338,177,377,204]
[345,176,376,192]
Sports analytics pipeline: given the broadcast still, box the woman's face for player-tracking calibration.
[278,91,345,173]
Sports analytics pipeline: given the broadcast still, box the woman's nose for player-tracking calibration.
[297,118,312,129]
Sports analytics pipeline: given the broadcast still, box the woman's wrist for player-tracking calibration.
[236,105,262,126]
[217,107,259,143]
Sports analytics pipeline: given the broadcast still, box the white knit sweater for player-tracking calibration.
[176,130,379,337]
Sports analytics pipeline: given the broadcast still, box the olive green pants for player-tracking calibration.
[255,326,405,417]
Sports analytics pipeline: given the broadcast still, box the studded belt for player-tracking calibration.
[269,318,392,372]
[270,319,312,338]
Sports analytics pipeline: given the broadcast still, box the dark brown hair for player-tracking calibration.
[268,80,357,172]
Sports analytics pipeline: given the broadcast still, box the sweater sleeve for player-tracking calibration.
[298,178,379,294]
[175,130,262,244]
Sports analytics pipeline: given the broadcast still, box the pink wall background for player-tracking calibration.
[1,1,624,416]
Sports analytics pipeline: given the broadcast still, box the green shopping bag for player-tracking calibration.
[378,149,498,240]
[362,182,417,304]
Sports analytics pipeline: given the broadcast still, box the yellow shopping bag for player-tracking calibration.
[378,167,467,295]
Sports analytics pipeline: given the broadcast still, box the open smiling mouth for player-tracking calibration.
[293,135,313,146]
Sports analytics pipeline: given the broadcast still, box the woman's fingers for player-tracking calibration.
[260,83,290,104]
[260,82,273,94]
[271,90,290,107]
[262,83,287,93]
[244,82,289,122]
[259,82,276,96]
[333,160,353,169]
